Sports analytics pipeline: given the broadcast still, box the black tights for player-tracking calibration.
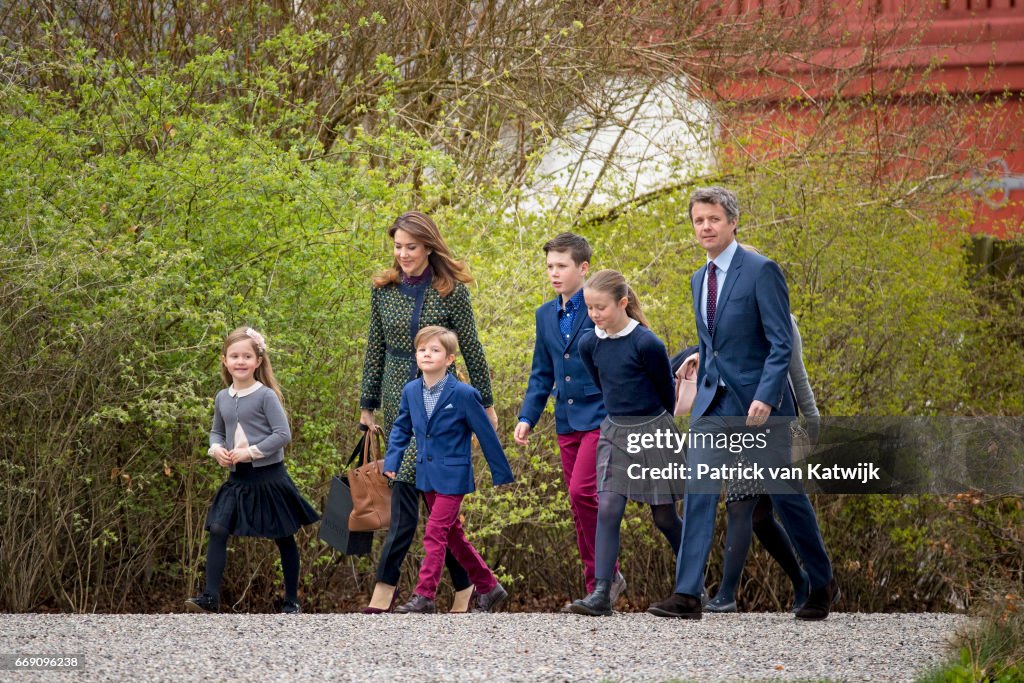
[594,492,682,581]
[204,525,300,601]
[714,495,808,604]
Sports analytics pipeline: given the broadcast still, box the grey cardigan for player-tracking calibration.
[789,315,819,418]
[209,384,291,469]
[789,315,820,440]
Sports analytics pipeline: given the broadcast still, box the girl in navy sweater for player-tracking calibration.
[186,327,319,614]
[572,270,684,616]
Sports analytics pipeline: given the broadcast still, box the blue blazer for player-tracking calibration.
[690,246,796,418]
[384,375,515,495]
[518,296,607,434]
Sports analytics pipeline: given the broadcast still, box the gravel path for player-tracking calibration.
[0,612,966,682]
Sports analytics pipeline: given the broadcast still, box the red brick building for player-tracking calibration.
[708,0,1024,240]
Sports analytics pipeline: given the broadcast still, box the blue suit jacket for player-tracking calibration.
[384,375,515,495]
[518,296,607,434]
[690,246,796,418]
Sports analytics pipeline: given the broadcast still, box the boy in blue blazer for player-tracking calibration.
[514,233,624,608]
[385,326,515,614]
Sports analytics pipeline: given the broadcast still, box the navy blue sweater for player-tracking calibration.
[578,325,676,417]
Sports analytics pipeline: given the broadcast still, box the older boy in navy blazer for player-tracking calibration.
[385,326,514,614]
[514,233,624,607]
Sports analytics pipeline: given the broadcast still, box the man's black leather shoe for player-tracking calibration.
[647,593,702,619]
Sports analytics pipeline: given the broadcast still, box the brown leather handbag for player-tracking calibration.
[348,427,392,532]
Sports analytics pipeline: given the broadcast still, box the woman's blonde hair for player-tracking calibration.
[220,327,284,402]
[372,211,473,297]
[584,269,650,328]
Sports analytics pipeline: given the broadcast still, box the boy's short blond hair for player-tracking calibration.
[414,325,459,356]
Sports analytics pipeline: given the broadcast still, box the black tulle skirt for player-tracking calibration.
[205,461,320,538]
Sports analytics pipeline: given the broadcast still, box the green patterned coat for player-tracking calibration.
[360,279,494,484]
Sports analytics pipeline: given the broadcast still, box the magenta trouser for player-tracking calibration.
[415,492,498,600]
[558,429,615,593]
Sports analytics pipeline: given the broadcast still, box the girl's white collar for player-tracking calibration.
[594,318,640,339]
[229,381,264,398]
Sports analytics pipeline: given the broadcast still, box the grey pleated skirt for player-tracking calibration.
[596,412,685,505]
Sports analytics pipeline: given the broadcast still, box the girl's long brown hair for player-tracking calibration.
[371,211,473,297]
[220,327,284,402]
[584,269,650,328]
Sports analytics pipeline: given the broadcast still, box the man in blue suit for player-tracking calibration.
[648,186,838,620]
[515,233,625,608]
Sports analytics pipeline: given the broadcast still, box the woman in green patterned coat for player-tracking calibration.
[359,211,498,614]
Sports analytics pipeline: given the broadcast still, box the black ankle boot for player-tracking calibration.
[569,579,613,616]
[184,593,220,614]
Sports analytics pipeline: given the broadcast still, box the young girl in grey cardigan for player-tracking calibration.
[186,327,319,614]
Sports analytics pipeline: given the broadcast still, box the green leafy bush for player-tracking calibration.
[1,36,1020,614]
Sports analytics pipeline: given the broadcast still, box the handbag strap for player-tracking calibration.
[348,425,381,469]
[345,430,366,469]
[362,426,381,465]
[788,375,800,417]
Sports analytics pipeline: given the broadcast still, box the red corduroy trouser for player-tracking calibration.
[415,492,498,599]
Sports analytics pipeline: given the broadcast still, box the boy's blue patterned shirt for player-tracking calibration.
[558,288,585,340]
[422,373,450,420]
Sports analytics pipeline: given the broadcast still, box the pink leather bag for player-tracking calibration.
[674,352,700,416]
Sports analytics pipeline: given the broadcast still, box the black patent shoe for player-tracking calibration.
[281,599,302,614]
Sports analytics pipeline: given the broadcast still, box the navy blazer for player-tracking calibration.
[384,375,514,495]
[690,246,795,418]
[517,296,607,434]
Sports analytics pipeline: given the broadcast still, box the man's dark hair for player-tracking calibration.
[543,232,592,266]
[688,186,740,225]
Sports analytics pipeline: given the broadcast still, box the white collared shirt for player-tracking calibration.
[594,318,640,339]
[228,381,264,398]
